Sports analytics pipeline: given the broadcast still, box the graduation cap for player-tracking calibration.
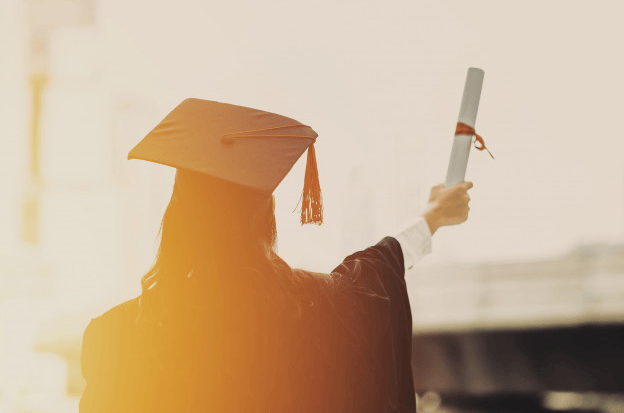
[128,98,323,225]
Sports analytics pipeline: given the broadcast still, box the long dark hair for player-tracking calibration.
[136,169,303,349]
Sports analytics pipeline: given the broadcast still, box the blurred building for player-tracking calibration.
[410,244,624,412]
[410,244,624,331]
[0,0,164,411]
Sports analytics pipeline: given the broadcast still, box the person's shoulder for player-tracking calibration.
[81,297,142,384]
[89,297,140,330]
[283,269,338,321]
[292,268,334,287]
[341,236,402,262]
[332,236,404,279]
[82,297,141,354]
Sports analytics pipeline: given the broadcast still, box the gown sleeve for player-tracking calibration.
[79,299,148,413]
[80,318,114,413]
[330,236,416,413]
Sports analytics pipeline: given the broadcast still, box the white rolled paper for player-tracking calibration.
[444,67,484,187]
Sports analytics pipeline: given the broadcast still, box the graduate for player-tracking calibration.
[79,99,472,413]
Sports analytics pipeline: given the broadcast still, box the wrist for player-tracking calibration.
[422,204,441,235]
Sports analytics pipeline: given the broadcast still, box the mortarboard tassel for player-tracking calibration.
[300,143,323,225]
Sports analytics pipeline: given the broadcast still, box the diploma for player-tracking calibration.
[444,67,484,187]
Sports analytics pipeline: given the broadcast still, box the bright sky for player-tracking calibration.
[93,0,624,269]
[5,0,624,272]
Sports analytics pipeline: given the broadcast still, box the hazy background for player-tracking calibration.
[2,0,624,411]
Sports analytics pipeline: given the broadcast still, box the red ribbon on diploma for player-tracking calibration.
[455,122,495,159]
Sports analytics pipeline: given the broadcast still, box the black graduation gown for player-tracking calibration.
[79,237,416,412]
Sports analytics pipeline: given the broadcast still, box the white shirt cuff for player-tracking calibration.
[394,217,432,270]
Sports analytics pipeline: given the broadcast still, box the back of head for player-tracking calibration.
[157,169,277,281]
[137,169,297,327]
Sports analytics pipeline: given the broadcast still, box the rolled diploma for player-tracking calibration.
[444,67,484,187]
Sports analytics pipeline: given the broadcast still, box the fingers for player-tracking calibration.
[455,204,470,223]
[457,181,473,190]
[428,182,473,228]
[451,185,471,199]
[453,203,470,214]
[452,182,473,202]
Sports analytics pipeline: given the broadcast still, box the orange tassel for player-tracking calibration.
[300,143,323,225]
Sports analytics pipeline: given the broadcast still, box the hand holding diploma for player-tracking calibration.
[421,68,491,234]
[422,182,473,235]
